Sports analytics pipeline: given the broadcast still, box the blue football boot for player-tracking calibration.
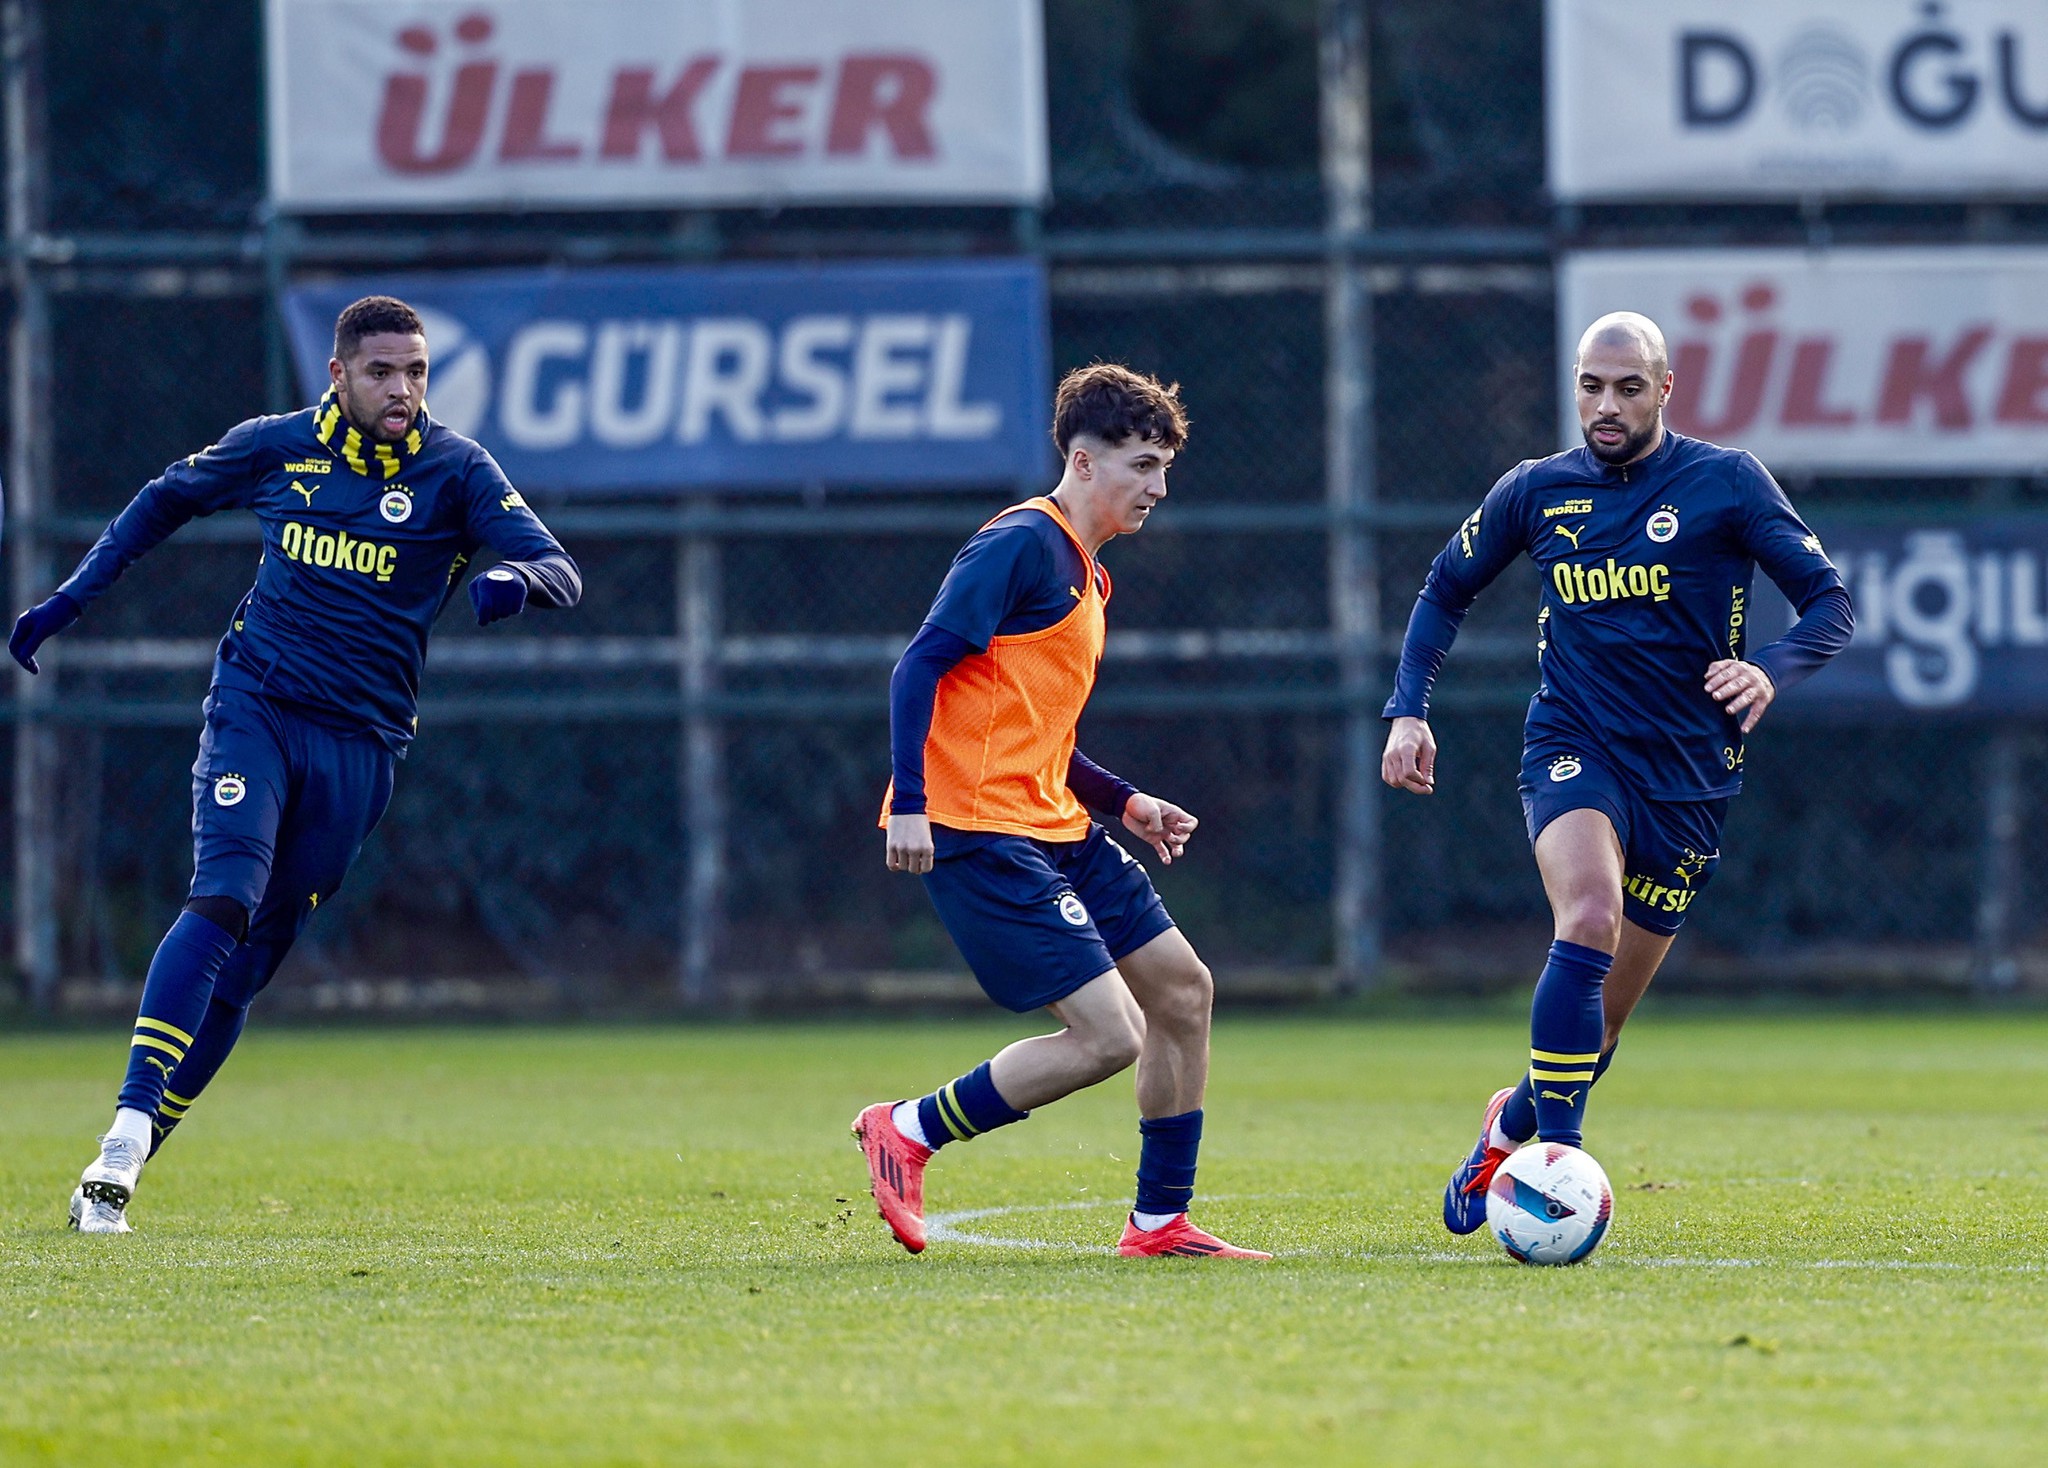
[1442,1087,1518,1235]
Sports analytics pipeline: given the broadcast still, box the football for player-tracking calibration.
[1485,1143,1614,1265]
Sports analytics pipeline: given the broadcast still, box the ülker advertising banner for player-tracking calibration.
[1560,248,2048,474]
[267,0,1048,209]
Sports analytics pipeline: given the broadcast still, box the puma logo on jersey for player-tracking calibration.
[1539,1088,1582,1107]
[1553,523,1586,549]
[291,481,317,507]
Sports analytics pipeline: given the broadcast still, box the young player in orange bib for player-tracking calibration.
[853,364,1268,1260]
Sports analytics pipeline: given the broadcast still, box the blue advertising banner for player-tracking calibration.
[1756,518,2048,715]
[283,260,1049,492]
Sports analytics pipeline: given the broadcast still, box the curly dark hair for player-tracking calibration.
[1051,363,1189,455]
[332,295,425,362]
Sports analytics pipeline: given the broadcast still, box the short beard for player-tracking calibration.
[1582,418,1657,465]
[341,381,413,444]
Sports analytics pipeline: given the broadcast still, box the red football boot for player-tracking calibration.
[1117,1213,1272,1259]
[852,1102,932,1254]
[1443,1086,1518,1236]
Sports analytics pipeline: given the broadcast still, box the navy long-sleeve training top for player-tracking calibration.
[56,392,580,751]
[1385,430,1853,801]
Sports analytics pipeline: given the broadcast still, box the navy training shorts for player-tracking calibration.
[1518,736,1728,937]
[922,822,1175,1013]
[188,685,396,1000]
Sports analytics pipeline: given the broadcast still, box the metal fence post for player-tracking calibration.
[1973,724,2023,994]
[678,523,725,1006]
[1320,0,1381,987]
[5,0,58,1008]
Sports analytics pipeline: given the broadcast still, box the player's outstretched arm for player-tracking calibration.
[461,456,582,625]
[1720,453,1856,730]
[8,594,80,675]
[1380,471,1528,783]
[1382,715,1438,794]
[883,623,976,874]
[9,421,263,672]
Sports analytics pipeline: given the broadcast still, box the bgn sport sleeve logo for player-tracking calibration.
[278,521,400,583]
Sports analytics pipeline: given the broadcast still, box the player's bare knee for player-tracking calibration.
[1554,897,1621,954]
[1076,1014,1144,1077]
[1147,959,1213,1034]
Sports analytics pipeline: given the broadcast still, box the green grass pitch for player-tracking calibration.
[4,1013,2048,1465]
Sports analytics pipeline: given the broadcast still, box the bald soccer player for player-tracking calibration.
[853,363,1267,1260]
[1381,313,1855,1236]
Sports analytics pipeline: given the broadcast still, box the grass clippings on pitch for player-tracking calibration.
[3,1015,2047,1466]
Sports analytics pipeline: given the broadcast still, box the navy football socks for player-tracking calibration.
[915,1060,1029,1150]
[116,911,240,1119]
[1500,1038,1620,1144]
[146,995,252,1153]
[1521,939,1612,1148]
[1134,1109,1203,1219]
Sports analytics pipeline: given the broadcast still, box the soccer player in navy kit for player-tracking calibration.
[1381,313,1855,1235]
[8,296,581,1233]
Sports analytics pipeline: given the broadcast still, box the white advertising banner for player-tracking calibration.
[1548,1,2048,200]
[266,0,1048,210]
[1559,248,2048,474]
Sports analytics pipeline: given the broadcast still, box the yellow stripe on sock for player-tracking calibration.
[1529,1067,1596,1082]
[163,1088,196,1107]
[1529,1048,1601,1064]
[130,1034,186,1062]
[157,1099,188,1119]
[934,1084,974,1142]
[135,1016,195,1046]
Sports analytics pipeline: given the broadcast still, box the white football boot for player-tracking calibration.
[69,1186,131,1234]
[69,1133,145,1234]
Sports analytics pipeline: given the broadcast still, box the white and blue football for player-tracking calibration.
[1485,1143,1613,1265]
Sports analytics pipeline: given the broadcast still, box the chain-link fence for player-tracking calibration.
[5,0,2044,1013]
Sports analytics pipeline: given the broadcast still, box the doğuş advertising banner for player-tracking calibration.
[1755,519,2048,713]
[1559,248,2048,474]
[283,260,1050,492]
[265,0,1048,210]
[1548,0,2048,200]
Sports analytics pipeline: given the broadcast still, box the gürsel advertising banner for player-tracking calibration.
[1753,519,2048,713]
[282,260,1050,491]
[1559,248,2048,474]
[1548,0,2048,200]
[266,0,1048,210]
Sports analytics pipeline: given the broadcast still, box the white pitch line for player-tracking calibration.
[925,1198,1126,1251]
[923,1200,2046,1272]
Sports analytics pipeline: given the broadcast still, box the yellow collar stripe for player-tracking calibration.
[313,390,424,480]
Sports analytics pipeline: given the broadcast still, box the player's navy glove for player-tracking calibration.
[470,566,529,626]
[8,591,81,674]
